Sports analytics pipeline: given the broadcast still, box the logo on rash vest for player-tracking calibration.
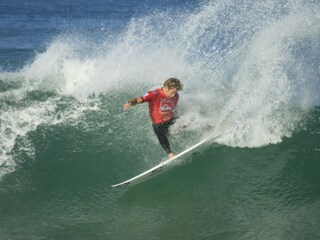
[159,99,174,113]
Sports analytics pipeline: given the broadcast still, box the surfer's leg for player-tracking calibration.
[153,123,172,155]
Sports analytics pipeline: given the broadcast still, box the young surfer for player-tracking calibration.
[123,78,183,159]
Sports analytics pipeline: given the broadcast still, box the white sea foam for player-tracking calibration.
[217,9,320,147]
[0,76,100,179]
[0,99,57,177]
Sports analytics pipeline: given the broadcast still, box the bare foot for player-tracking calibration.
[168,153,175,159]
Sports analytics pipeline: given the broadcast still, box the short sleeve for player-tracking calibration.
[141,91,155,102]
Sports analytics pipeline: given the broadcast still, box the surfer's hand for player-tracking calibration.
[123,102,131,110]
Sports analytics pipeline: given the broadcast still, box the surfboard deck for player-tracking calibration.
[111,138,208,188]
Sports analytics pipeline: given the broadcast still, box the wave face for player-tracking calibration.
[0,1,320,239]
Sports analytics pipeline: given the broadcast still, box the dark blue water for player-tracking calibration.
[1,0,320,239]
[0,0,198,70]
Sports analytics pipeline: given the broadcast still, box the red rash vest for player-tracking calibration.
[141,88,179,124]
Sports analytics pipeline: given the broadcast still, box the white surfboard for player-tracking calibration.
[111,139,208,188]
[111,123,226,188]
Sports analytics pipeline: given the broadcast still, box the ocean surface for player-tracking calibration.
[1,0,320,239]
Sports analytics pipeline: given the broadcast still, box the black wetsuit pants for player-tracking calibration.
[152,118,175,154]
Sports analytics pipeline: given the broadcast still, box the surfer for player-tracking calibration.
[123,78,183,159]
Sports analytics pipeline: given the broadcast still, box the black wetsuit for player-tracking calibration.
[152,118,175,154]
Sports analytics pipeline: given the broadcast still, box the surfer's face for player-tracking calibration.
[164,86,177,98]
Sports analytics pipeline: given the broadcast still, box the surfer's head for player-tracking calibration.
[164,78,183,91]
[163,78,183,98]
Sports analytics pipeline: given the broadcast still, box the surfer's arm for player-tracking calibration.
[123,97,143,110]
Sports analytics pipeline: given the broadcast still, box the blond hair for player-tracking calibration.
[164,78,183,91]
